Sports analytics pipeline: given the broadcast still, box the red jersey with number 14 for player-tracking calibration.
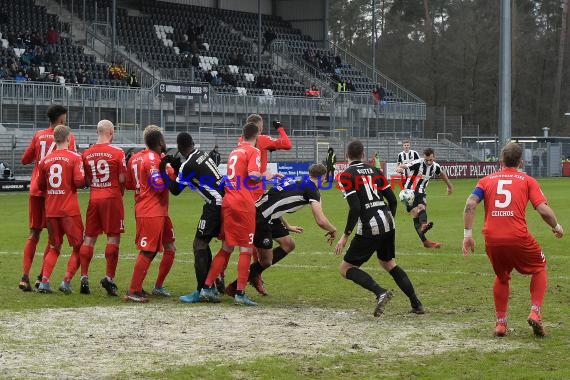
[475,167,547,244]
[37,149,85,217]
[225,142,261,205]
[127,150,169,218]
[83,143,126,200]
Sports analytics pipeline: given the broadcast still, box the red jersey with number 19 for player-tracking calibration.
[21,127,77,197]
[475,167,547,244]
[83,143,126,200]
[128,150,169,218]
[37,149,85,217]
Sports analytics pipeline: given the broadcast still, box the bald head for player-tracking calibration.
[96,120,114,144]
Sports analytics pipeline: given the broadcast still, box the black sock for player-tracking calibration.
[271,247,288,265]
[248,261,265,281]
[346,267,386,297]
[194,248,212,291]
[418,209,428,225]
[413,218,426,242]
[389,266,421,308]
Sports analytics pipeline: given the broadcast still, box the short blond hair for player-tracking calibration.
[143,124,162,139]
[53,125,71,144]
[246,114,262,124]
[97,119,114,135]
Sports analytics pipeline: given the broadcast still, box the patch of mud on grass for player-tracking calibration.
[0,304,524,378]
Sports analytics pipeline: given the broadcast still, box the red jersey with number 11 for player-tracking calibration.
[126,150,169,218]
[475,167,547,244]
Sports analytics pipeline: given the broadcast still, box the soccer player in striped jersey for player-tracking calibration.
[224,163,337,297]
[163,132,225,304]
[397,148,453,248]
[396,140,420,179]
[335,140,424,317]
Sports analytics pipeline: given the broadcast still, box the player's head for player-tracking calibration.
[403,140,411,152]
[246,113,263,133]
[53,124,71,146]
[500,142,523,168]
[176,132,194,155]
[346,140,364,161]
[143,124,162,140]
[309,163,327,179]
[144,128,165,152]
[423,148,435,165]
[242,122,259,143]
[328,147,334,154]
[96,119,114,142]
[47,105,67,128]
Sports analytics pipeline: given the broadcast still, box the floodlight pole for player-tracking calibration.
[498,0,511,145]
[371,0,376,84]
[112,0,116,62]
[257,0,262,75]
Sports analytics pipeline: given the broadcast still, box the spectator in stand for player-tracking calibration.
[127,72,140,87]
[262,29,276,54]
[346,80,356,92]
[46,26,59,54]
[208,145,221,166]
[31,31,43,47]
[305,84,320,97]
[336,81,347,93]
[229,49,240,66]
[15,71,27,82]
[335,55,342,67]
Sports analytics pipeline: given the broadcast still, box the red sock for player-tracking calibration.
[129,253,152,293]
[155,250,175,288]
[204,249,231,287]
[22,236,39,277]
[39,244,50,278]
[42,247,60,283]
[104,243,120,279]
[236,252,252,291]
[79,245,94,277]
[63,248,81,283]
[493,275,510,319]
[530,269,547,308]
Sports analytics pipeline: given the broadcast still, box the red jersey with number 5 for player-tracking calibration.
[37,149,85,217]
[475,167,547,244]
[126,149,169,218]
[83,143,126,200]
[21,127,77,197]
[225,142,261,205]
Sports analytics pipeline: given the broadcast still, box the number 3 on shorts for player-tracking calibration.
[248,233,254,244]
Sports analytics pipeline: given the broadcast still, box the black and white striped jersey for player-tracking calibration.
[337,161,395,237]
[397,150,420,177]
[404,158,442,194]
[176,149,224,205]
[256,179,321,222]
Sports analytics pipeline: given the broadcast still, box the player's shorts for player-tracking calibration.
[406,191,427,213]
[220,203,255,248]
[253,214,290,249]
[195,203,221,242]
[46,215,84,248]
[343,230,396,266]
[135,216,175,252]
[85,197,125,236]
[28,195,46,229]
[485,235,545,277]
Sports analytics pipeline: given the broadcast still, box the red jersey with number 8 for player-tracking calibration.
[475,167,547,244]
[21,127,77,197]
[37,149,85,217]
[83,143,126,200]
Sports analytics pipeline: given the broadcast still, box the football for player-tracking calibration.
[399,189,415,206]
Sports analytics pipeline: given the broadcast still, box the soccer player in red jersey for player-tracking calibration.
[463,142,564,337]
[200,122,279,306]
[124,125,176,302]
[19,105,76,291]
[79,120,126,296]
[36,125,85,293]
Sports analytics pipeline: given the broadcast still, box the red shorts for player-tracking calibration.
[220,203,255,248]
[135,216,175,252]
[46,215,84,248]
[485,235,546,277]
[85,197,125,236]
[29,195,46,230]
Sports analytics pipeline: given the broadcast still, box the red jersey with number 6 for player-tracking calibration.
[83,143,126,200]
[37,149,85,217]
[475,167,547,244]
[126,149,169,218]
[21,127,77,197]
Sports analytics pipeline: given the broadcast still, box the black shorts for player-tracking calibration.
[406,191,427,213]
[343,230,396,266]
[253,214,289,249]
[195,203,221,242]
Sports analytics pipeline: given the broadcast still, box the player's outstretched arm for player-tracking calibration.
[441,170,453,195]
[310,201,337,245]
[535,203,564,238]
[462,194,480,256]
